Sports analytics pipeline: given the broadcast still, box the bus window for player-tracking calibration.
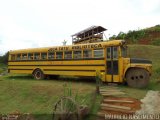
[34,53,40,60]
[113,47,118,59]
[74,51,81,59]
[11,54,16,61]
[64,51,72,59]
[83,50,92,58]
[107,47,111,59]
[48,52,54,59]
[41,52,47,60]
[94,49,103,58]
[56,52,63,59]
[16,54,21,60]
[121,46,127,57]
[28,53,33,60]
[22,53,27,60]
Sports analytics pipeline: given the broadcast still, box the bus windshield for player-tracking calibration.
[121,46,127,57]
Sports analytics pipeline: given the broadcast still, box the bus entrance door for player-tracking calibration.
[106,46,120,82]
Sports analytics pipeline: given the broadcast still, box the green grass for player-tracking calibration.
[0,74,98,120]
[86,95,102,120]
[145,25,160,32]
[0,63,7,74]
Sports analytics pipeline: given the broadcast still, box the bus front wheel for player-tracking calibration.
[126,68,150,88]
[33,69,45,80]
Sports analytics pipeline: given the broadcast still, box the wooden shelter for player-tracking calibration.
[72,26,107,44]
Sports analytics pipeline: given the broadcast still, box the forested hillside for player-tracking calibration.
[109,25,160,45]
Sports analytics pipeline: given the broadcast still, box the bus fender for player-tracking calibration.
[123,65,150,79]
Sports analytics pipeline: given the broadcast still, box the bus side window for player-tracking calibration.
[113,47,118,59]
[41,52,47,60]
[94,49,103,58]
[28,53,33,60]
[83,50,92,58]
[22,53,27,60]
[16,54,21,60]
[56,52,63,59]
[34,53,40,60]
[107,47,111,59]
[48,52,54,59]
[64,51,72,59]
[11,54,16,61]
[74,51,81,59]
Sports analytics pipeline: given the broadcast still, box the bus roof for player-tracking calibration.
[9,40,125,54]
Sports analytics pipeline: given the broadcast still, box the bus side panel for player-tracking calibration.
[8,59,106,77]
[44,71,95,76]
[9,70,32,74]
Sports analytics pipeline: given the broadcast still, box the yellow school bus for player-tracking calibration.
[8,40,152,88]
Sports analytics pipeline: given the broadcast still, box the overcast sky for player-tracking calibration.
[0,0,160,55]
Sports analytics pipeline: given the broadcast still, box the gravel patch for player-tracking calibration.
[136,90,160,115]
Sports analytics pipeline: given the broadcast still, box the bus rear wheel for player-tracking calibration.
[126,68,149,88]
[33,69,44,80]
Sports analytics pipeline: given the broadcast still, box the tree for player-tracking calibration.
[117,31,126,39]
[0,52,9,64]
[109,35,117,40]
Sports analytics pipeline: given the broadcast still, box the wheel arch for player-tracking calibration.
[124,66,150,80]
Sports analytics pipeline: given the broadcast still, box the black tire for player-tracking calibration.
[126,68,150,88]
[33,69,45,80]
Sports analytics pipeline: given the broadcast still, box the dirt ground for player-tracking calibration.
[101,97,141,115]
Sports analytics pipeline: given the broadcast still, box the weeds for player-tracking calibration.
[63,83,78,101]
[95,71,103,94]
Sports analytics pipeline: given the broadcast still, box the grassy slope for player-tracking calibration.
[0,75,96,119]
[128,44,160,82]
[120,45,160,99]
[145,25,160,31]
